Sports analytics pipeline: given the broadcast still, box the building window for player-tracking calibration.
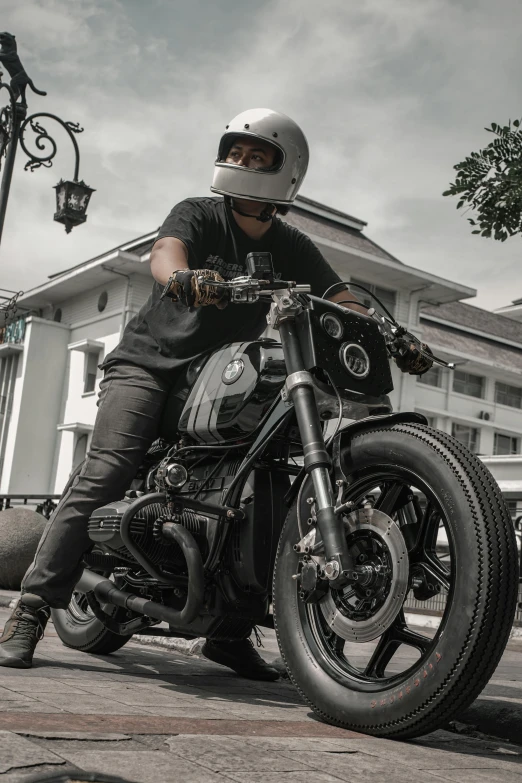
[418,366,443,387]
[97,291,108,312]
[452,423,479,453]
[452,370,484,399]
[349,278,396,318]
[493,433,519,455]
[495,381,522,409]
[84,351,100,394]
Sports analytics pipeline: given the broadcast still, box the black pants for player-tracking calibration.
[22,363,172,609]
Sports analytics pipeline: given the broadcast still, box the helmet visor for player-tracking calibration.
[216,132,285,173]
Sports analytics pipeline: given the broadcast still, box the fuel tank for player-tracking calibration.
[178,339,286,444]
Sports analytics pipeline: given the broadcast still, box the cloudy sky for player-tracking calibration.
[1,0,521,310]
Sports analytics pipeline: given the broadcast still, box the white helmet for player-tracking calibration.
[210,108,309,206]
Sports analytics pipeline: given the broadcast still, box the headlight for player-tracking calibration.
[340,343,370,378]
[321,313,343,340]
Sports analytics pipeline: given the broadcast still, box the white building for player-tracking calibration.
[413,300,522,521]
[4,195,520,512]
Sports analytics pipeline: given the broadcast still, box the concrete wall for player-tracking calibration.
[59,280,127,328]
[1,317,70,493]
[0,274,155,495]
[0,352,22,492]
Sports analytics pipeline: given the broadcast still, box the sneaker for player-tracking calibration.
[202,638,280,681]
[0,595,50,668]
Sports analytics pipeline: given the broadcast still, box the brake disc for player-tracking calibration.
[318,507,409,643]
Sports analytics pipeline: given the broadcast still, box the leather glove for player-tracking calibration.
[394,341,433,376]
[161,269,227,308]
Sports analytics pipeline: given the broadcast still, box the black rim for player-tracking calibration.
[67,591,96,625]
[66,570,113,626]
[301,465,454,692]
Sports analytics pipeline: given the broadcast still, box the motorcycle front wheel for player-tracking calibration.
[273,422,518,739]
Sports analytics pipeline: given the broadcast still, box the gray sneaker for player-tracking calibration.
[0,594,50,668]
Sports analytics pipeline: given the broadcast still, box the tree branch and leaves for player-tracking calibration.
[443,118,522,241]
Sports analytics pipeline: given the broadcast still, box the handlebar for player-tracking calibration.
[196,274,454,370]
[368,308,455,369]
[195,274,311,304]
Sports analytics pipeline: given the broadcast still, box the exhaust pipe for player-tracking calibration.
[77,522,205,627]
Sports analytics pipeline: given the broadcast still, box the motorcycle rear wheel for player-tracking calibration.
[273,423,518,739]
[52,587,133,655]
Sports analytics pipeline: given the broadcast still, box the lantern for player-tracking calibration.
[53,178,95,233]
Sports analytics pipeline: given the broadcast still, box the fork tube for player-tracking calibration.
[279,321,354,584]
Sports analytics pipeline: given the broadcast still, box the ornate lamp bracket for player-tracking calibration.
[0,32,94,243]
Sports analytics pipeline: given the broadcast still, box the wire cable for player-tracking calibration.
[324,370,344,448]
[322,281,398,325]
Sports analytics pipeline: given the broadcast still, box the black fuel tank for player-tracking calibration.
[178,340,286,444]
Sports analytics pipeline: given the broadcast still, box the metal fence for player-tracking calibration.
[0,494,59,519]
[404,583,522,626]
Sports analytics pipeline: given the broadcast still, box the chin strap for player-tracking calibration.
[228,197,275,223]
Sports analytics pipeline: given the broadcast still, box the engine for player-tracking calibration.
[87,452,290,594]
[87,456,243,571]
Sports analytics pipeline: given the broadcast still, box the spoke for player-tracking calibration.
[364,610,433,678]
[333,634,346,656]
[410,501,442,557]
[421,556,451,593]
[364,629,402,678]
[394,624,432,654]
[375,482,405,516]
[423,505,441,552]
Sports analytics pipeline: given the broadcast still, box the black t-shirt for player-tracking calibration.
[102,197,341,377]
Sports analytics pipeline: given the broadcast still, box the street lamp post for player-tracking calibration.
[0,32,95,247]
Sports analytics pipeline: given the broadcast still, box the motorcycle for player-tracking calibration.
[52,253,519,739]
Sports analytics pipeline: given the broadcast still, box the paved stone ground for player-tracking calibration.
[0,606,521,783]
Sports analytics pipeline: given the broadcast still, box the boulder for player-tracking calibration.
[0,508,47,590]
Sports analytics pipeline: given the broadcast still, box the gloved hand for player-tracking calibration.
[394,341,434,376]
[161,269,227,308]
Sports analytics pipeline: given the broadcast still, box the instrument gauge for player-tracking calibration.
[321,313,343,340]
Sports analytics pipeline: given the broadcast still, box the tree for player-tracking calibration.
[443,119,522,241]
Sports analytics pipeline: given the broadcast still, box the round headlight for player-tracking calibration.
[321,313,343,340]
[340,343,370,379]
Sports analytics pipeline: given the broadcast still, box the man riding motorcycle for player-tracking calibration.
[0,108,431,674]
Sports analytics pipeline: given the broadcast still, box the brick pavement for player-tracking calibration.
[0,606,521,783]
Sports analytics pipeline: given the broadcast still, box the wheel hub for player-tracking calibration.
[319,507,409,642]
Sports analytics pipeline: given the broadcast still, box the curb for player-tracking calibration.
[453,701,522,745]
[130,635,289,677]
[132,634,205,657]
[0,591,18,609]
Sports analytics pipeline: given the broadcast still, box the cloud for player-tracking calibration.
[1,0,522,310]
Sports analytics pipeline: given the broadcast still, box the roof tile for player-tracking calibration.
[421,301,522,346]
[421,321,522,375]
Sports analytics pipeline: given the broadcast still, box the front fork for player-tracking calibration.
[279,321,354,588]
